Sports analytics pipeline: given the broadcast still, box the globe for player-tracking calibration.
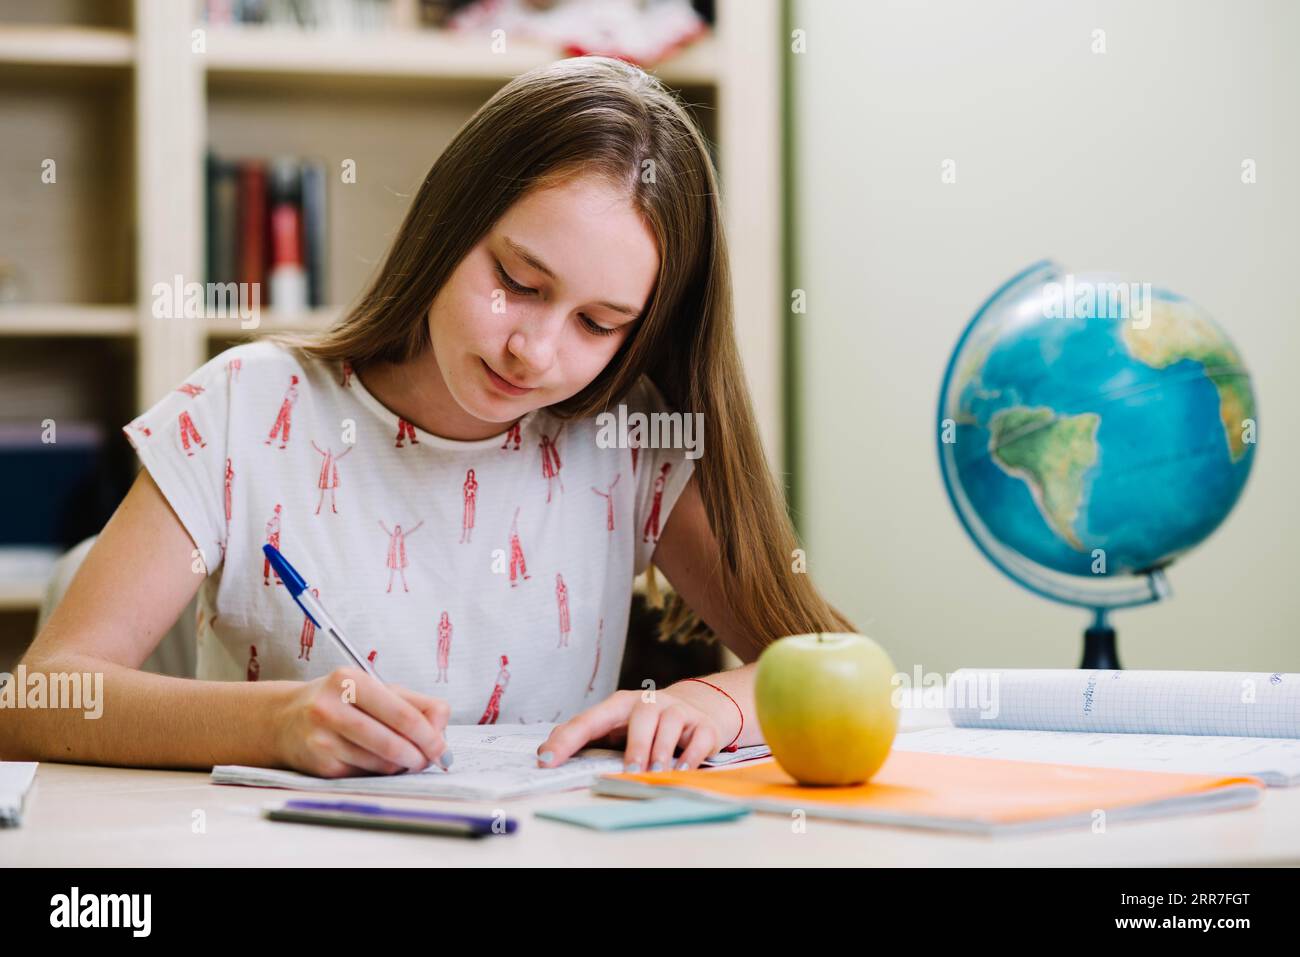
[936,260,1258,663]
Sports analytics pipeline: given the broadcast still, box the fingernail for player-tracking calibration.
[537,751,553,765]
[676,761,690,771]
[624,762,641,773]
[439,749,454,769]
[650,761,664,772]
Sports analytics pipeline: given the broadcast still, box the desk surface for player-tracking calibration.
[5,758,1300,867]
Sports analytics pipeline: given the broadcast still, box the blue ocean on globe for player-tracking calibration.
[942,262,1257,582]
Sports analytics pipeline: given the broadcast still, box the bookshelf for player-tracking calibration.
[0,0,785,637]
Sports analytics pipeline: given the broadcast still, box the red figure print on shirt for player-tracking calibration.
[460,468,478,543]
[587,617,603,695]
[223,458,234,532]
[642,463,671,544]
[178,410,206,456]
[555,573,571,648]
[395,417,419,448]
[435,611,452,682]
[176,382,205,398]
[263,504,283,585]
[590,473,621,532]
[128,418,152,439]
[500,421,521,451]
[508,507,530,587]
[540,427,565,503]
[379,520,424,593]
[311,441,353,515]
[226,357,241,385]
[298,587,319,660]
[247,645,260,682]
[340,360,353,388]
[265,374,300,449]
[478,654,510,725]
[367,649,377,666]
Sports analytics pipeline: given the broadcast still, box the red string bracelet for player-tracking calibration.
[682,677,743,751]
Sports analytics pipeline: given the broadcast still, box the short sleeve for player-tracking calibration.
[121,350,235,575]
[628,375,698,577]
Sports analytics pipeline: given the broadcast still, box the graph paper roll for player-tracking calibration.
[945,669,1300,738]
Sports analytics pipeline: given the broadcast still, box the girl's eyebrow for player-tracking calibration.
[502,235,644,320]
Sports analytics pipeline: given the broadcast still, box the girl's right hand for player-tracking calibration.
[272,667,451,778]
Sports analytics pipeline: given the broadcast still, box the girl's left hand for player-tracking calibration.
[536,688,732,772]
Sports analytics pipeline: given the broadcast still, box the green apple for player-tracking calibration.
[754,632,899,786]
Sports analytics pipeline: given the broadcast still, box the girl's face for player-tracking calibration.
[427,175,659,425]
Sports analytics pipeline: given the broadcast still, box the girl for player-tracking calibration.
[6,55,853,778]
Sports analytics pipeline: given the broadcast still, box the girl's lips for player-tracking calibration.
[481,358,535,396]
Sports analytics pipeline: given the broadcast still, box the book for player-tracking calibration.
[593,750,1265,837]
[299,159,327,307]
[212,723,747,802]
[891,668,1300,786]
[943,668,1300,738]
[893,726,1300,786]
[236,160,268,295]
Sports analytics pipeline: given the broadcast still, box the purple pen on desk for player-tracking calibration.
[267,799,516,838]
[261,543,453,772]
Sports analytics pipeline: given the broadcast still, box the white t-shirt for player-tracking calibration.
[122,340,695,725]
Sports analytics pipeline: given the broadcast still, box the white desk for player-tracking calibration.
[4,756,1299,867]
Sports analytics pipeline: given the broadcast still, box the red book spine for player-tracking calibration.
[237,161,267,293]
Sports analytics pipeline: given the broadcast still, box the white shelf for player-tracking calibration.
[204,306,342,338]
[0,579,44,612]
[202,24,717,88]
[0,547,60,613]
[0,304,136,336]
[0,25,134,68]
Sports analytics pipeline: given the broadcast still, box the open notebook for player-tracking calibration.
[213,724,746,802]
[892,669,1300,786]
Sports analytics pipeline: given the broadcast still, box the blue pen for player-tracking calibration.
[261,543,453,772]
[262,543,380,680]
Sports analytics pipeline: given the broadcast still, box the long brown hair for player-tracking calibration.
[278,55,855,660]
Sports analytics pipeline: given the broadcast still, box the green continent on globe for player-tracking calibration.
[988,407,1101,551]
[1121,300,1255,462]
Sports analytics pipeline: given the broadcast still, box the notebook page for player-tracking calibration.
[893,726,1300,786]
[213,724,751,800]
[947,669,1300,738]
[1,761,39,826]
[213,725,625,800]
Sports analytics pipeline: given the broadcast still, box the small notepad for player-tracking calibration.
[535,796,750,830]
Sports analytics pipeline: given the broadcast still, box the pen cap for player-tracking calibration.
[262,544,307,597]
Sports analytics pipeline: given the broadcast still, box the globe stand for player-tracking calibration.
[1081,610,1121,670]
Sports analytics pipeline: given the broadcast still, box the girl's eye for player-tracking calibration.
[580,315,618,338]
[496,260,619,338]
[494,261,532,295]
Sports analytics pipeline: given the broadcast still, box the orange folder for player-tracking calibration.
[593,750,1265,836]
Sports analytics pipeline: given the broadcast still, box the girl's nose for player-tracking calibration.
[507,321,559,376]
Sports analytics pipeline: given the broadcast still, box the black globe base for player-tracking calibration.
[1081,626,1121,670]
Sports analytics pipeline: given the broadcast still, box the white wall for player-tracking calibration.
[791,0,1299,672]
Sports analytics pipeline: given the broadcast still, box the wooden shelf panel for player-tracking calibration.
[204,306,341,338]
[0,25,133,68]
[0,304,135,336]
[201,25,717,88]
